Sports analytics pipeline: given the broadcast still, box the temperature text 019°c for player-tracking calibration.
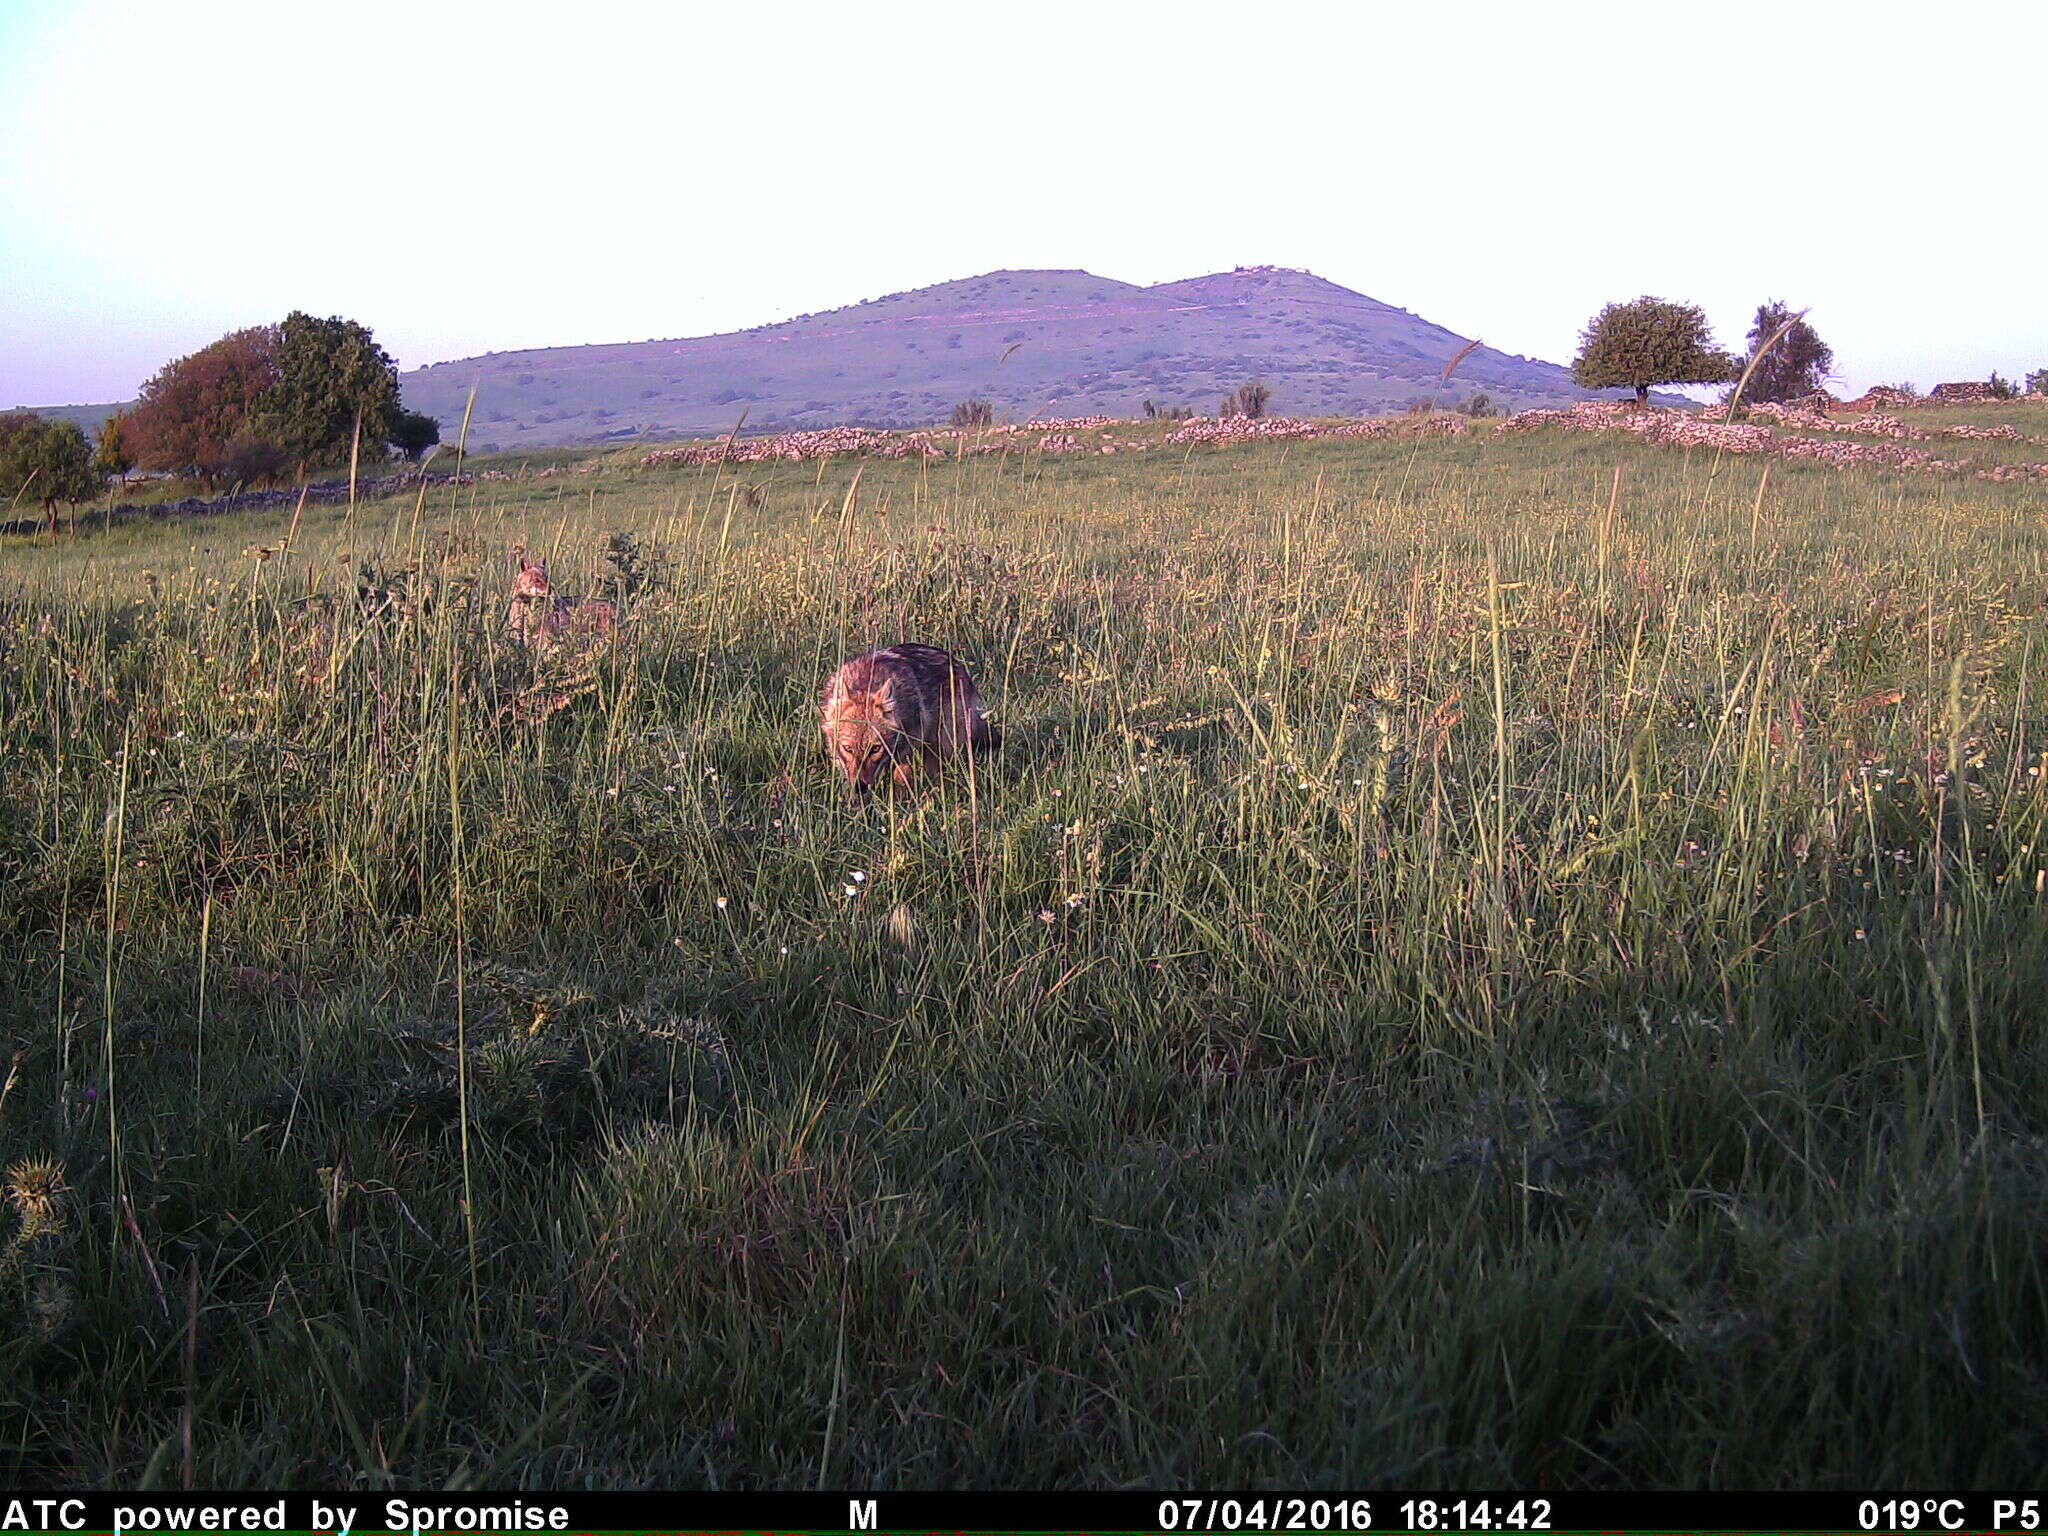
[1860,1499,1967,1530]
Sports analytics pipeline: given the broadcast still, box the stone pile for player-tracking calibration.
[615,398,2048,487]
[1837,387,1920,413]
[642,427,950,469]
[1011,415,1118,433]
[1713,400,2047,447]
[1507,400,2046,483]
[117,470,468,518]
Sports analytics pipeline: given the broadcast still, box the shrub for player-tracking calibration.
[219,432,292,487]
[598,529,673,606]
[389,410,442,461]
[949,399,994,429]
[1221,381,1270,420]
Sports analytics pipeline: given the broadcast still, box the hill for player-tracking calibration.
[5,401,125,437]
[396,266,1650,452]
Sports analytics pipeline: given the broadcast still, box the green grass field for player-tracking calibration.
[3,417,2047,1488]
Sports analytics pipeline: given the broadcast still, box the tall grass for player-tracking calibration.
[2,423,2047,1487]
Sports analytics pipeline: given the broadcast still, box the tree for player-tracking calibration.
[95,410,135,482]
[0,414,103,534]
[0,411,37,457]
[1570,297,1738,405]
[126,326,281,481]
[388,409,442,460]
[122,313,408,482]
[2026,368,2048,397]
[253,311,401,471]
[949,399,993,429]
[1741,301,1834,404]
[1222,380,1271,419]
[0,412,41,512]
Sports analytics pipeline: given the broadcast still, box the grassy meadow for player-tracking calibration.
[3,417,2048,1487]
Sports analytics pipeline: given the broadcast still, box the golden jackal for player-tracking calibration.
[506,550,619,652]
[821,644,1000,794]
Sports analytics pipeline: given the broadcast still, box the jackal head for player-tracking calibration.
[824,691,904,795]
[512,552,552,602]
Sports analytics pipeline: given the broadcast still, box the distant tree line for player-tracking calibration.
[1570,294,2043,410]
[3,311,442,534]
[118,311,440,483]
[1569,297,1839,407]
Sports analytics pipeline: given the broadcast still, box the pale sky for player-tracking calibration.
[3,0,2043,408]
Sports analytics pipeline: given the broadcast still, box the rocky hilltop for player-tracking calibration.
[399,266,1639,452]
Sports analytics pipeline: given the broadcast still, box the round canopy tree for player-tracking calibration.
[388,409,442,461]
[125,326,281,481]
[1571,297,1738,404]
[0,413,104,534]
[253,310,402,471]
